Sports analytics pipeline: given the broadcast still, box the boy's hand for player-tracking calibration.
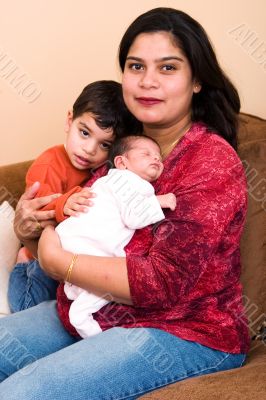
[157,193,176,211]
[63,188,95,217]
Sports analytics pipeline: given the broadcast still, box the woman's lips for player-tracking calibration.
[136,97,162,106]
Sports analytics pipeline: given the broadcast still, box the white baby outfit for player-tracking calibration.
[56,169,165,338]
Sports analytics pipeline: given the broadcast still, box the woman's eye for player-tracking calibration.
[162,65,176,71]
[129,63,143,71]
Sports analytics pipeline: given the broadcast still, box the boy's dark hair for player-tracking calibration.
[119,8,240,149]
[108,134,160,168]
[73,80,142,138]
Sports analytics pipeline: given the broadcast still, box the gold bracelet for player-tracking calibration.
[65,254,78,283]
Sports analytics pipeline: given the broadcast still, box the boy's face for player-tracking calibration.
[117,138,164,182]
[65,111,114,170]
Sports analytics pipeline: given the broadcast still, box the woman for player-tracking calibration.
[0,7,249,399]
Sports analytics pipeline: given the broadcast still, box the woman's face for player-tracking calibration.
[122,31,199,130]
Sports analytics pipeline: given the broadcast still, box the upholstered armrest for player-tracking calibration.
[0,160,32,207]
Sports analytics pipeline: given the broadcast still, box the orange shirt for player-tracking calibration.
[26,145,90,222]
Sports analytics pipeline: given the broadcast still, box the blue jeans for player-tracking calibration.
[0,301,246,399]
[8,260,58,312]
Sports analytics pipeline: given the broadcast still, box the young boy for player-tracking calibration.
[8,80,141,312]
[57,135,176,338]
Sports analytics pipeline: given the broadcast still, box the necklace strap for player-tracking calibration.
[162,122,192,158]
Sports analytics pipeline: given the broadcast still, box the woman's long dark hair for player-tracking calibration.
[119,8,240,149]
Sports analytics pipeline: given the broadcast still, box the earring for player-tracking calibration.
[194,84,200,93]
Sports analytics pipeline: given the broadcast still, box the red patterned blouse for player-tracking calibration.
[57,122,250,354]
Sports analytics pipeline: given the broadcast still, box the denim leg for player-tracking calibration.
[8,260,59,312]
[0,307,246,400]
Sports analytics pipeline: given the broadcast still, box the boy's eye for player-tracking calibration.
[80,130,89,137]
[100,142,111,150]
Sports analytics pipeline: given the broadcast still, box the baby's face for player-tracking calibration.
[122,138,163,182]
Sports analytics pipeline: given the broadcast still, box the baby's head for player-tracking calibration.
[64,80,142,170]
[109,135,163,182]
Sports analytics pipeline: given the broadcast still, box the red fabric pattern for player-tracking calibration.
[57,123,250,353]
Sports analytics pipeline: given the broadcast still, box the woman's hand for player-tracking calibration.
[14,182,60,241]
[38,225,69,281]
[63,187,95,217]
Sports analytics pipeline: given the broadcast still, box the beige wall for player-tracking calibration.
[1,0,265,165]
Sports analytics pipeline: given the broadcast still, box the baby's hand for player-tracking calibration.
[157,193,176,211]
[63,188,95,217]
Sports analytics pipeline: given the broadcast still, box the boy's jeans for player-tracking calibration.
[8,259,58,312]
